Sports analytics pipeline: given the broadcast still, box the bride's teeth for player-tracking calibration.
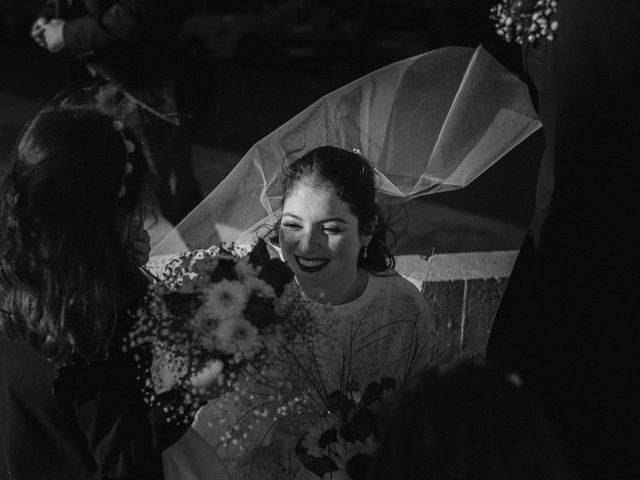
[298,258,325,267]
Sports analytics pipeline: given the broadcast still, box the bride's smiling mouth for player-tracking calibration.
[294,256,329,273]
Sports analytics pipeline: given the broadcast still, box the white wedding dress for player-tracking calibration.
[163,428,232,480]
[191,271,436,479]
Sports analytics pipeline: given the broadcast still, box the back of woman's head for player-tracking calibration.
[370,360,572,480]
[279,146,395,271]
[0,104,149,361]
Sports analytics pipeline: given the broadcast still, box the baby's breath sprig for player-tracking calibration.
[491,0,559,45]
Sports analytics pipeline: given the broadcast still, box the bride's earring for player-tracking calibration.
[363,246,368,258]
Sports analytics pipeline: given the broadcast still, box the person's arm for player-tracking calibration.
[31,0,58,49]
[61,0,163,57]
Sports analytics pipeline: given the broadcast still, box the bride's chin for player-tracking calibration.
[299,285,331,304]
[294,275,330,298]
[294,271,325,288]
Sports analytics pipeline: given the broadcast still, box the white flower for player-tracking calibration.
[188,311,202,330]
[202,280,248,320]
[243,275,276,300]
[179,275,200,293]
[234,257,258,279]
[198,335,217,352]
[216,318,260,355]
[301,413,341,458]
[195,310,220,332]
[189,309,224,351]
[189,252,219,275]
[190,360,224,389]
[329,434,376,474]
[261,328,283,353]
[233,244,249,256]
[150,352,187,394]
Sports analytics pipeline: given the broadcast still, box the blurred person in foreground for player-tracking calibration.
[487,1,640,478]
[370,360,573,480]
[0,103,190,479]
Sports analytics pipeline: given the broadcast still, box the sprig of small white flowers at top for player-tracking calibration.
[112,120,135,198]
[491,0,559,44]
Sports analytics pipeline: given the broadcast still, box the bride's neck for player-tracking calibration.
[300,268,369,305]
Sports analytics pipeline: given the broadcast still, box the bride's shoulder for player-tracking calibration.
[371,269,421,292]
[369,269,428,308]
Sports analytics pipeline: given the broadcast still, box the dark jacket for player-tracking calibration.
[0,316,188,479]
[40,0,193,91]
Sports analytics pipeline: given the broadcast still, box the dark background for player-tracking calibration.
[0,0,544,252]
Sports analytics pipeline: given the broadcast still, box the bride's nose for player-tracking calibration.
[297,228,322,253]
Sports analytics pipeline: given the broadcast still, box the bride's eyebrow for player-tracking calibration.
[282,213,348,224]
[321,217,348,223]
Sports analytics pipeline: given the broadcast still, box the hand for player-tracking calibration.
[31,17,48,49]
[41,18,66,53]
[130,222,151,266]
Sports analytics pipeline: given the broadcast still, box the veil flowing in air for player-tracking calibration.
[151,45,541,255]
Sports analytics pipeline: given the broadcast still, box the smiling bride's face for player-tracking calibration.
[278,182,369,305]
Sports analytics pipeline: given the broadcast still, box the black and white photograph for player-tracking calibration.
[1,1,638,479]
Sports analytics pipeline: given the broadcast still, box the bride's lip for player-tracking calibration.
[294,256,329,273]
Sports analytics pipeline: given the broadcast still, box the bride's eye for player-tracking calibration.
[322,225,342,234]
[281,221,301,230]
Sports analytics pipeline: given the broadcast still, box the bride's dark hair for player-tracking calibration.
[0,104,150,362]
[272,145,396,272]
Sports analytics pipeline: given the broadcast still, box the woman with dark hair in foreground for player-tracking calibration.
[0,104,189,479]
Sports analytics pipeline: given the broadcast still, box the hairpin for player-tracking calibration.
[113,120,135,198]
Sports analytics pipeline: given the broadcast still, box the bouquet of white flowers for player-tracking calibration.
[125,239,298,424]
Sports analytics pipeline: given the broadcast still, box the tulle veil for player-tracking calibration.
[151,45,540,255]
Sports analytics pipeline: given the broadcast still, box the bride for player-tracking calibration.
[190,145,438,478]
[152,45,541,479]
[264,145,436,386]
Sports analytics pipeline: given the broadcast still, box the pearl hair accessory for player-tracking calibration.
[112,120,135,198]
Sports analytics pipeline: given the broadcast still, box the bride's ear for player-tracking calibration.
[361,214,378,246]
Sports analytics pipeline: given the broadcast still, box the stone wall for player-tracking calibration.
[395,251,518,364]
